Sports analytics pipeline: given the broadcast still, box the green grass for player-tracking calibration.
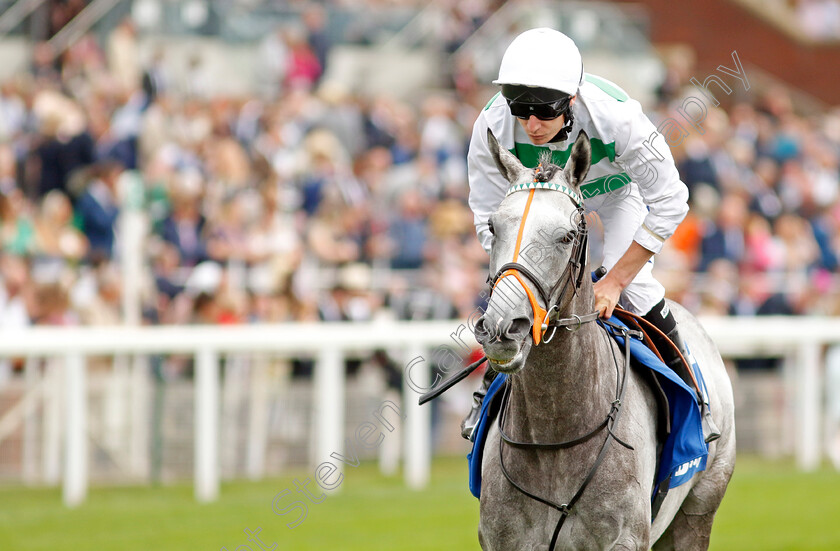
[712,456,840,550]
[0,456,837,550]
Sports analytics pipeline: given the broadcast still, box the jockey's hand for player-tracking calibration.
[593,273,624,319]
[593,242,656,319]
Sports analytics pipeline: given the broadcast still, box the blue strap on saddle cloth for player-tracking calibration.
[467,371,508,499]
[467,314,708,500]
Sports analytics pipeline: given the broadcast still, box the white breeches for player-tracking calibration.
[585,183,666,316]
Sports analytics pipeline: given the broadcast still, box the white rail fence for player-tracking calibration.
[0,317,838,507]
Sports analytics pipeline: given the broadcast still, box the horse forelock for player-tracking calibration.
[535,150,561,183]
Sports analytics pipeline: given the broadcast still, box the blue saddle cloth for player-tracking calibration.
[467,315,709,500]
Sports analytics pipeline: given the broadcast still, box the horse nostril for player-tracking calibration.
[504,317,531,340]
[474,317,490,342]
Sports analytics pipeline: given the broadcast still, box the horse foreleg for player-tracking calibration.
[651,507,716,551]
[652,473,730,551]
[654,429,735,551]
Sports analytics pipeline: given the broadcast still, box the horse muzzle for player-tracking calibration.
[474,313,533,373]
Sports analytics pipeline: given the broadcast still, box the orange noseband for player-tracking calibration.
[492,187,549,345]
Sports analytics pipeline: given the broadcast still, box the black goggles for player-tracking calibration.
[506,96,572,121]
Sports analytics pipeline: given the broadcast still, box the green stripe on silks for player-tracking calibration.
[511,139,617,169]
[584,74,629,102]
[509,142,630,198]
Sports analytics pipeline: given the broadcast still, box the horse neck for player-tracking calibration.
[507,279,615,442]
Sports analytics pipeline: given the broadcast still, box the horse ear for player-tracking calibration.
[564,130,591,188]
[487,128,528,184]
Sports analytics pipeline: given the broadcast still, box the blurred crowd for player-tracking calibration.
[653,48,840,317]
[795,0,840,39]
[0,5,493,343]
[750,0,840,40]
[1,4,840,352]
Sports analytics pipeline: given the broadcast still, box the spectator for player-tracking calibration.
[388,190,428,270]
[318,263,377,322]
[0,82,27,141]
[160,171,208,267]
[76,161,122,261]
[257,26,290,99]
[244,183,303,290]
[34,282,76,325]
[80,263,122,325]
[0,254,34,383]
[33,189,89,264]
[698,193,748,271]
[772,213,819,273]
[206,190,251,265]
[297,128,357,215]
[303,5,332,82]
[285,27,321,91]
[0,185,36,256]
[141,49,169,107]
[32,92,95,198]
[48,0,87,39]
[307,201,363,266]
[0,145,18,200]
[107,17,141,94]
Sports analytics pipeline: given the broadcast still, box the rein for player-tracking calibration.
[497,323,639,551]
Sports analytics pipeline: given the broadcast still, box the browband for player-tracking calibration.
[506,181,584,207]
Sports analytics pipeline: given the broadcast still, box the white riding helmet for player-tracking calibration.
[493,28,584,96]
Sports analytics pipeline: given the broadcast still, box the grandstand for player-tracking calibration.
[0,0,839,520]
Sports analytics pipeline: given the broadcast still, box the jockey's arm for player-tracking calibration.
[613,101,689,257]
[593,240,655,319]
[593,95,689,319]
[467,106,509,254]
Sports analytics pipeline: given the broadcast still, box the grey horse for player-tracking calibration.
[473,130,736,550]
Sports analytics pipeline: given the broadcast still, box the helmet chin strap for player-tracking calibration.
[550,108,575,143]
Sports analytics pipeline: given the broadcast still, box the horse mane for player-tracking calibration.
[536,150,562,182]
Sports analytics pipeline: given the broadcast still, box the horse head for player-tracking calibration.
[474,129,592,373]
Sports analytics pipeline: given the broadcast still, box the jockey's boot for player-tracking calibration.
[461,367,499,441]
[664,326,721,443]
[644,299,721,444]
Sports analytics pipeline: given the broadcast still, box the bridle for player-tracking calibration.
[417,179,595,406]
[487,178,598,345]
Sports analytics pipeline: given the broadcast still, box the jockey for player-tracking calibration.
[463,28,720,444]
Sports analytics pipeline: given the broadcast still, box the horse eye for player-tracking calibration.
[488,221,495,235]
[560,230,577,245]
